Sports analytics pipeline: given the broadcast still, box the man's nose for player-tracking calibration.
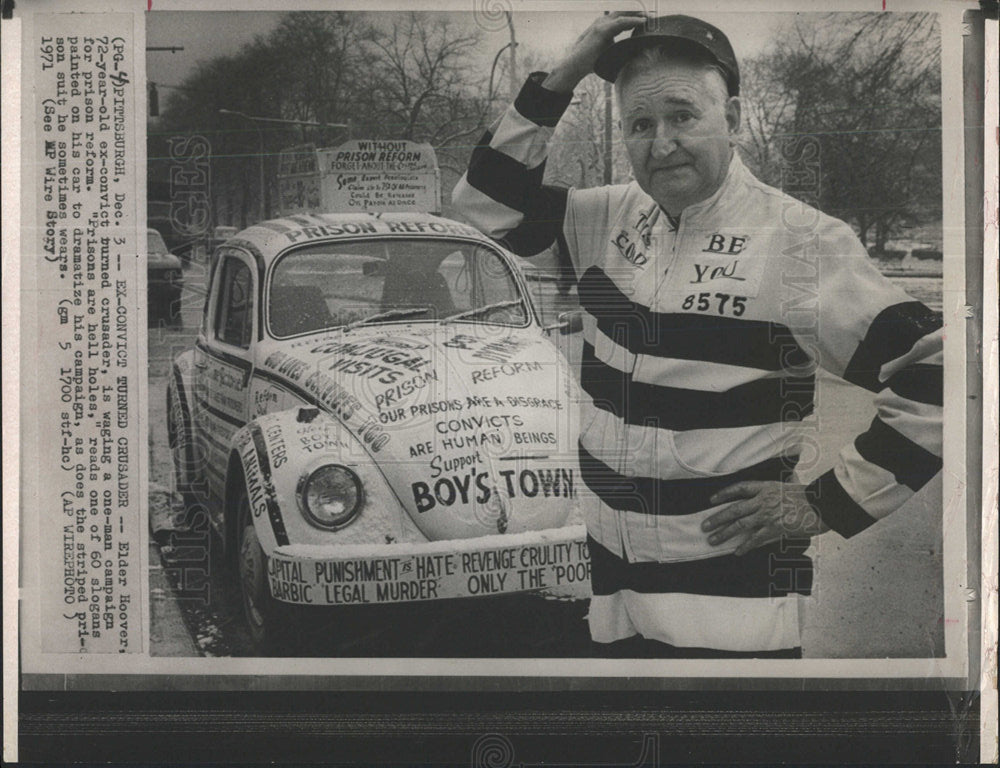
[649,125,677,159]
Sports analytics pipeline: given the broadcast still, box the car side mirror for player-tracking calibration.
[543,310,583,335]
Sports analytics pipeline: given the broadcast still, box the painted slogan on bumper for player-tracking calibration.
[267,527,590,605]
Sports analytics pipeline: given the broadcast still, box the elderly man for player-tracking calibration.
[452,13,942,658]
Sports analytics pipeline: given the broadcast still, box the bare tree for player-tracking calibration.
[739,13,940,251]
[154,41,292,229]
[737,53,797,188]
[266,12,369,139]
[546,74,630,189]
[363,15,487,141]
[154,11,501,225]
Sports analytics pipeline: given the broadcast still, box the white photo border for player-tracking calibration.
[7,0,989,691]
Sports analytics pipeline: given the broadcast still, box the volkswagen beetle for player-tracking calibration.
[167,211,590,652]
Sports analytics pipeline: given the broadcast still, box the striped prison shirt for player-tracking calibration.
[452,73,943,651]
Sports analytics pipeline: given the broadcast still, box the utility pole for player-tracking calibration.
[145,46,184,118]
[506,11,518,101]
[604,79,613,184]
[488,42,517,103]
[602,12,613,184]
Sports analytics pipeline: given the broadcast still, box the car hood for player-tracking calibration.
[257,323,581,540]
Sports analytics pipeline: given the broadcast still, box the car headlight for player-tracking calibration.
[295,464,364,530]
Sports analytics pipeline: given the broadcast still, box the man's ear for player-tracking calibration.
[726,96,741,136]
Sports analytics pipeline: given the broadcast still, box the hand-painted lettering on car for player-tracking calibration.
[263,422,287,468]
[280,219,483,245]
[260,352,390,453]
[411,467,575,514]
[374,370,439,412]
[301,369,360,422]
[264,531,591,606]
[237,433,268,521]
[247,422,289,545]
[284,221,379,243]
[264,350,310,383]
[469,361,544,384]
[441,333,534,363]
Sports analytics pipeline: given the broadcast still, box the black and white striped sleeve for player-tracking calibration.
[801,224,943,538]
[452,72,573,258]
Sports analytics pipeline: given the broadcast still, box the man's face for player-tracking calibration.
[618,60,740,213]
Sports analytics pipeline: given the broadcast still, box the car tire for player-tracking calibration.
[236,487,297,654]
[166,384,195,499]
[166,382,212,538]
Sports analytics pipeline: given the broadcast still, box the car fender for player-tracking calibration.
[229,406,426,557]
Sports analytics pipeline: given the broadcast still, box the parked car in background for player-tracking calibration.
[213,225,239,243]
[147,227,184,327]
[208,225,239,269]
[167,211,589,653]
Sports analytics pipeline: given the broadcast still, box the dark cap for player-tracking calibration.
[593,14,740,96]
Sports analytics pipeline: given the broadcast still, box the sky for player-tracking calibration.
[146,10,795,99]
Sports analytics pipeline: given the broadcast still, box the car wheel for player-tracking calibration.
[236,487,291,654]
[166,385,194,498]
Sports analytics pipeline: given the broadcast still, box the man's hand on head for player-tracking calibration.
[702,481,830,556]
[542,11,648,93]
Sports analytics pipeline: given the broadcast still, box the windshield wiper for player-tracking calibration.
[343,307,431,331]
[442,299,525,324]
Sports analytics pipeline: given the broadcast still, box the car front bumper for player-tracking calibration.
[148,274,183,291]
[148,272,183,305]
[266,524,591,606]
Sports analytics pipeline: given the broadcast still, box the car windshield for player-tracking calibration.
[148,230,169,254]
[268,238,529,337]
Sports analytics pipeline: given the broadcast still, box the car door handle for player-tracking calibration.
[194,358,207,369]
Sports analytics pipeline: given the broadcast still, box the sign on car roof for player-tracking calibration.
[276,140,441,217]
